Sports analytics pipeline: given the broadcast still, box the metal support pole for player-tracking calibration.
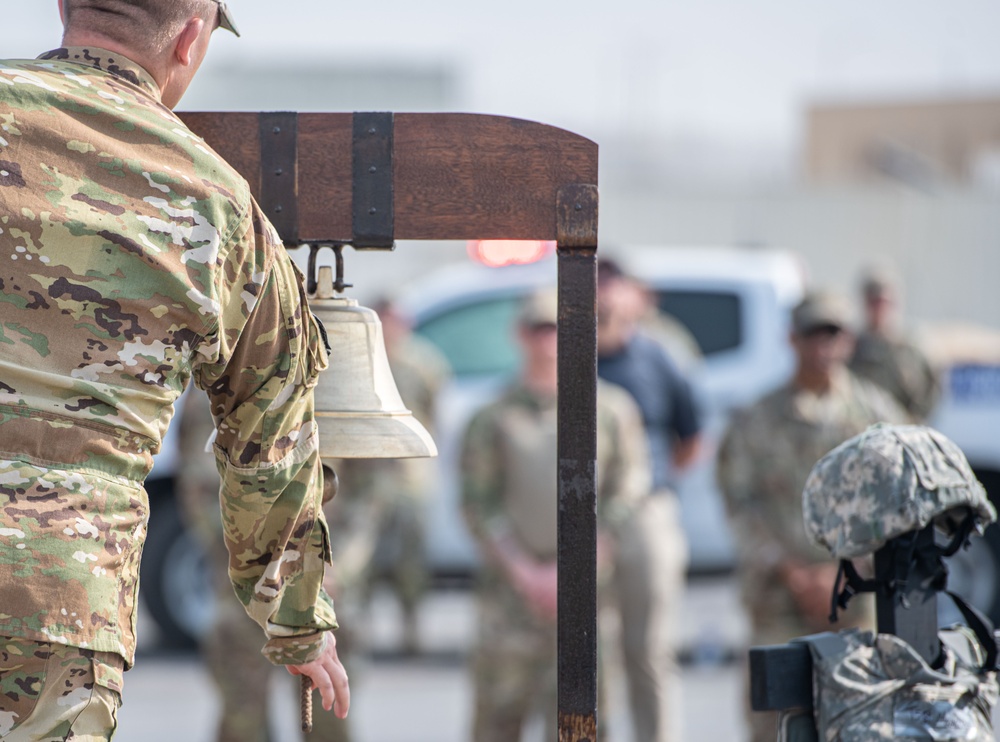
[556,184,599,742]
[875,524,939,665]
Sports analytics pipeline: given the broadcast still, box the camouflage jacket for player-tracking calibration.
[717,370,907,583]
[461,380,649,589]
[850,329,941,422]
[0,49,335,667]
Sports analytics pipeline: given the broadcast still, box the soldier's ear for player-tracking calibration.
[173,16,206,67]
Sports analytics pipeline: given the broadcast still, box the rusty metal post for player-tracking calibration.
[556,183,600,742]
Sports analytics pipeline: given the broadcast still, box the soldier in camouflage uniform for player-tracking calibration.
[0,2,349,736]
[718,292,907,742]
[363,300,450,654]
[179,389,384,742]
[176,390,278,742]
[461,290,650,742]
[849,266,941,422]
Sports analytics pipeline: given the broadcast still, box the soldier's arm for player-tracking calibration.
[460,407,510,558]
[596,384,651,535]
[460,407,537,570]
[716,417,790,575]
[194,207,335,667]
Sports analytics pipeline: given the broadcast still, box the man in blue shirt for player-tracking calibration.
[597,259,703,742]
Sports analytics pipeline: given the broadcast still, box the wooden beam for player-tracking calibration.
[176,112,598,244]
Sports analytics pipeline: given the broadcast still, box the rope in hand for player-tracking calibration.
[300,675,314,733]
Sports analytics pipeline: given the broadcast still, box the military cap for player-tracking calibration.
[518,289,559,327]
[803,424,996,559]
[792,291,851,335]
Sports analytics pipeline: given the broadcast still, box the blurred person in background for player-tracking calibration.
[364,299,451,655]
[717,291,906,742]
[181,296,445,741]
[849,265,941,422]
[179,390,385,742]
[596,259,702,742]
[176,391,276,742]
[626,278,703,373]
[461,290,650,742]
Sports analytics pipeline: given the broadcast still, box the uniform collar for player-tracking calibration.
[786,367,852,423]
[509,382,557,411]
[37,47,161,100]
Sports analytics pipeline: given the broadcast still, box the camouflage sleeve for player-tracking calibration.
[716,412,788,572]
[459,404,508,549]
[910,347,942,422]
[194,205,335,666]
[596,383,651,535]
[862,379,911,427]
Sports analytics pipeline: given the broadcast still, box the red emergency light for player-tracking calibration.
[467,239,555,267]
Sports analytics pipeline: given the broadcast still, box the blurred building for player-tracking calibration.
[805,94,1000,188]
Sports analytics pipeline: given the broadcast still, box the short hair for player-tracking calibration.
[596,258,626,287]
[64,0,216,54]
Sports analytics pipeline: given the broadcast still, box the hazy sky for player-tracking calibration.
[9,0,1000,145]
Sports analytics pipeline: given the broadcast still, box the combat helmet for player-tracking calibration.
[803,423,995,560]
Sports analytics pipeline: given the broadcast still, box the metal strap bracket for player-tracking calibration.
[352,112,395,249]
[259,112,299,244]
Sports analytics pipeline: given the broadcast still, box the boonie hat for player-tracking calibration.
[211,0,240,37]
[518,289,559,327]
[792,291,851,335]
[803,423,996,560]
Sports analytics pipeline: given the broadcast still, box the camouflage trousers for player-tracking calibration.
[470,603,558,742]
[369,495,428,649]
[0,638,123,741]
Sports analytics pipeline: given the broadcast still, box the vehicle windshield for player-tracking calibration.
[657,290,742,356]
[414,287,744,380]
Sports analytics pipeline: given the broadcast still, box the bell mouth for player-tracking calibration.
[316,412,438,459]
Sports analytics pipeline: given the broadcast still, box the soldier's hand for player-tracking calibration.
[782,561,840,630]
[510,558,558,622]
[287,632,351,718]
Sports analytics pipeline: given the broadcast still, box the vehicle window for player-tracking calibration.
[656,290,742,356]
[415,297,523,377]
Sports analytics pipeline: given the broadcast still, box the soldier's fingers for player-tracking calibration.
[327,656,351,718]
[311,665,337,712]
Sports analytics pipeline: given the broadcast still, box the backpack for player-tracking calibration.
[777,627,998,742]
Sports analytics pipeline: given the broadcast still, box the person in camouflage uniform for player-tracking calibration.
[849,266,941,422]
[0,1,348,736]
[179,390,384,742]
[175,390,278,742]
[461,290,650,742]
[717,291,906,742]
[363,299,450,654]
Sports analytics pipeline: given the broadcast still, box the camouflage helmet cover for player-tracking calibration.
[803,424,996,559]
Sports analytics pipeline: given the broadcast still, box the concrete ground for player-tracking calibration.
[116,575,750,742]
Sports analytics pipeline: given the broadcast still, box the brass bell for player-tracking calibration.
[310,263,437,460]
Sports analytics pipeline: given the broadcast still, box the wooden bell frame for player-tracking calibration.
[179,111,601,741]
